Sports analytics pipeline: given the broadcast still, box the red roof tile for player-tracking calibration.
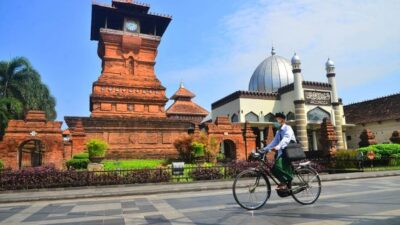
[166,83,208,116]
[166,100,209,116]
[170,83,195,100]
[344,93,400,124]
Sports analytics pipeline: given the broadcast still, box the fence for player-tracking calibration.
[0,158,399,191]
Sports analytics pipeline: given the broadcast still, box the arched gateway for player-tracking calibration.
[0,111,64,170]
[18,139,45,169]
[221,139,236,161]
[204,116,257,160]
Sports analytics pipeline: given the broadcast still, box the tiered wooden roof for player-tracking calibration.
[166,83,208,116]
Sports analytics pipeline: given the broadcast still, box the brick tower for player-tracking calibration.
[89,0,171,118]
[65,0,195,159]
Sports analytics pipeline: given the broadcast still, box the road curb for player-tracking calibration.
[1,170,399,203]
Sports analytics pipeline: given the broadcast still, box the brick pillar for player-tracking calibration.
[264,125,274,144]
[71,120,86,157]
[320,118,338,157]
[193,124,201,139]
[390,130,400,144]
[359,129,377,148]
[294,100,309,151]
[243,122,256,160]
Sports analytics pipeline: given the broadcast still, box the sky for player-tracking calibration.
[0,0,399,126]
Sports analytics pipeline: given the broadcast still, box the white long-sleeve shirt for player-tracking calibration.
[261,124,297,158]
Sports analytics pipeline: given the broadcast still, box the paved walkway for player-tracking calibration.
[0,176,399,225]
[1,170,399,203]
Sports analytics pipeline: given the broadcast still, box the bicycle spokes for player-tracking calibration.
[233,169,271,210]
[290,167,321,205]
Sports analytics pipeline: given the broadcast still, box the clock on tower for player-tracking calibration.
[125,19,139,33]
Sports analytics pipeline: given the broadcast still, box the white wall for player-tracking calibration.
[345,119,400,149]
[280,91,296,114]
[211,98,240,122]
[238,98,280,122]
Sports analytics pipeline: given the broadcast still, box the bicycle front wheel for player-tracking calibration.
[290,167,321,205]
[232,169,271,210]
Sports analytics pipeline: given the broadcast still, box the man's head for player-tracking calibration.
[274,112,286,125]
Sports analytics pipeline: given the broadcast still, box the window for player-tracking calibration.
[245,112,259,122]
[264,113,277,122]
[231,114,239,122]
[286,112,295,121]
[307,107,330,123]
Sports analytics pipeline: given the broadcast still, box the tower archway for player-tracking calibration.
[18,139,46,169]
[221,139,236,161]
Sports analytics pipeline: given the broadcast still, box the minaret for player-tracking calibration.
[291,53,308,151]
[326,58,345,149]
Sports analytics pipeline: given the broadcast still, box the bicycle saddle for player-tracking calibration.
[299,161,311,166]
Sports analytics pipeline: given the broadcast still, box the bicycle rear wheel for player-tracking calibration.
[232,169,271,210]
[290,167,321,205]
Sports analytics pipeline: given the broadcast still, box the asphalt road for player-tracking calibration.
[0,176,399,225]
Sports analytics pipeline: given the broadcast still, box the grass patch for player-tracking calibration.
[103,159,167,170]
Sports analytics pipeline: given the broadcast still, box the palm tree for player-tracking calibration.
[0,57,56,120]
[0,97,23,139]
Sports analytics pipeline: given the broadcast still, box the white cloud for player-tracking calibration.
[163,0,400,107]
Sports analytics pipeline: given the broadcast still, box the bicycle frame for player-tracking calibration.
[252,155,311,188]
[253,156,281,186]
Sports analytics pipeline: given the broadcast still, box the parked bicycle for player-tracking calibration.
[232,151,321,210]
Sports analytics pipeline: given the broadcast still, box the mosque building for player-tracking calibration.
[206,47,351,153]
[1,0,398,170]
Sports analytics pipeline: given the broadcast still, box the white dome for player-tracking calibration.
[326,58,335,68]
[248,48,294,93]
[291,53,301,65]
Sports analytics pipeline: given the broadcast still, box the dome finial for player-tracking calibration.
[180,81,184,88]
[271,46,276,55]
[325,57,335,73]
[291,52,301,65]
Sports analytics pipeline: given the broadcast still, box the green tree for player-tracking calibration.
[0,97,23,138]
[0,57,56,120]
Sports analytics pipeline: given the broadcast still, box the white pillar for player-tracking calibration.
[293,53,304,101]
[260,128,264,148]
[312,130,318,151]
[326,58,344,149]
[292,53,308,151]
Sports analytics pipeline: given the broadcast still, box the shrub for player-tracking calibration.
[66,158,89,170]
[86,139,108,158]
[206,135,220,163]
[192,142,205,157]
[358,144,400,158]
[174,135,194,163]
[225,160,260,177]
[190,166,223,181]
[217,153,225,161]
[389,153,400,166]
[124,169,171,183]
[73,152,89,159]
[0,160,4,170]
[335,149,358,160]
[0,166,172,191]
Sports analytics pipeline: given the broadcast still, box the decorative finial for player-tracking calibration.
[291,52,301,65]
[271,46,276,55]
[180,81,184,88]
[325,58,335,73]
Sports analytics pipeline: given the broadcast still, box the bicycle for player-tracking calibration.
[232,151,321,210]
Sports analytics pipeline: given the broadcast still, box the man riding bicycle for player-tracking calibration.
[259,112,297,190]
